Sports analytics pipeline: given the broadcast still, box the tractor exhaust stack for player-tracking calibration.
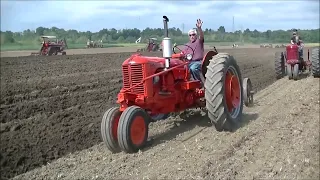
[162,16,172,69]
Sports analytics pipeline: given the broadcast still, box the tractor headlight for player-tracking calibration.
[186,54,193,60]
[153,76,160,84]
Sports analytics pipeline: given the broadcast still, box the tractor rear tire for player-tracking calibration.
[204,53,244,132]
[48,47,56,56]
[46,47,52,56]
[275,52,285,79]
[117,106,149,153]
[101,107,122,153]
[52,47,58,55]
[311,47,320,78]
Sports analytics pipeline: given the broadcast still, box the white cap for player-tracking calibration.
[188,29,197,35]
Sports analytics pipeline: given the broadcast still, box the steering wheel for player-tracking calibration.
[172,44,195,61]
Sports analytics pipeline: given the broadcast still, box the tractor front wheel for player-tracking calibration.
[101,107,122,153]
[287,64,293,80]
[293,64,299,80]
[117,106,149,153]
[204,53,244,132]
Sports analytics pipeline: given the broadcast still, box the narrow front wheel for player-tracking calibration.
[101,107,122,153]
[117,106,149,153]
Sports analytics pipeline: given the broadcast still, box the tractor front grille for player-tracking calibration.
[122,64,144,94]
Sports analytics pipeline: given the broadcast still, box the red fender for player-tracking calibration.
[201,50,218,78]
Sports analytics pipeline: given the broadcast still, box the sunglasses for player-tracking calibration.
[189,34,196,37]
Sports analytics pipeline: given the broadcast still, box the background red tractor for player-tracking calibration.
[275,44,319,80]
[137,38,162,52]
[101,16,254,153]
[31,36,67,56]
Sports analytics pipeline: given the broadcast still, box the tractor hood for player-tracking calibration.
[122,53,185,67]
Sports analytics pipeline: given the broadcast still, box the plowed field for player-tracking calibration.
[1,47,318,180]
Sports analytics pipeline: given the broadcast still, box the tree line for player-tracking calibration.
[1,26,319,45]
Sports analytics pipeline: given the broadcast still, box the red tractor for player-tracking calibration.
[275,44,320,80]
[101,16,254,153]
[137,38,162,52]
[31,36,67,56]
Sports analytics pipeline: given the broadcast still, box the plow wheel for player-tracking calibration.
[101,107,122,153]
[243,78,254,107]
[204,53,243,132]
[293,64,299,80]
[117,106,149,153]
[287,64,293,80]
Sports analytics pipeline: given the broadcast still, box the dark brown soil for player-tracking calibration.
[1,48,281,179]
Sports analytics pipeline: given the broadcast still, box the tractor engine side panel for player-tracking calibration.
[122,64,145,94]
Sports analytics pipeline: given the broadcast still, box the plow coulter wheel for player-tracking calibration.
[311,47,320,78]
[243,78,254,107]
[293,64,299,80]
[274,52,285,79]
[287,64,293,80]
[101,107,122,153]
[117,106,149,153]
[204,53,243,132]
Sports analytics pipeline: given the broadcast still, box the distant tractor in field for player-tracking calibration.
[260,44,273,48]
[275,44,319,80]
[97,40,104,48]
[232,44,239,48]
[137,38,162,52]
[86,39,104,48]
[275,44,286,48]
[31,36,67,56]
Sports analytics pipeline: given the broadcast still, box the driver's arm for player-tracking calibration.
[197,26,204,42]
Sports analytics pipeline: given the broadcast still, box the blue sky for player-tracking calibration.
[1,0,319,33]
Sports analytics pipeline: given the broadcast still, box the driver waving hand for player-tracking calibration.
[183,19,204,81]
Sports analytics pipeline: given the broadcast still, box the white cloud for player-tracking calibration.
[54,1,159,21]
[1,0,319,32]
